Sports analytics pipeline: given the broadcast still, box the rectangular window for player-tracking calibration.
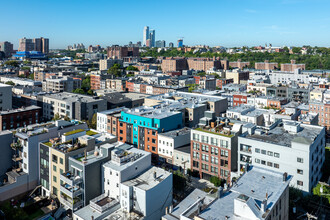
[297,180,303,186]
[53,165,56,172]
[274,163,279,169]
[261,150,266,155]
[267,162,273,167]
[52,155,58,163]
[60,157,63,165]
[297,169,303,175]
[261,160,266,165]
[297,157,303,163]
[274,153,280,158]
[53,176,57,183]
[255,148,260,153]
[255,158,260,164]
[267,151,273,156]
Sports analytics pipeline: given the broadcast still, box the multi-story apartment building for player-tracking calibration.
[99,59,123,71]
[42,76,81,93]
[238,121,325,192]
[191,117,242,183]
[43,92,107,121]
[255,60,278,70]
[0,41,14,57]
[105,79,126,91]
[143,92,228,127]
[161,58,188,72]
[247,83,273,95]
[309,101,330,137]
[280,60,305,71]
[170,166,291,220]
[18,37,49,53]
[225,69,249,84]
[229,59,250,69]
[90,74,112,90]
[0,131,13,178]
[60,141,115,211]
[106,46,139,59]
[18,37,35,51]
[118,106,183,159]
[0,105,41,131]
[0,83,12,110]
[0,120,88,201]
[199,78,216,90]
[233,93,250,106]
[287,86,310,103]
[268,69,310,85]
[157,127,191,163]
[103,144,151,200]
[187,57,221,71]
[96,107,127,134]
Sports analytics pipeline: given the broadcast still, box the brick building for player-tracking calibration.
[90,74,112,90]
[187,57,221,71]
[255,60,278,70]
[161,57,188,72]
[191,120,242,183]
[106,46,139,59]
[0,105,41,131]
[229,59,250,69]
[281,60,306,72]
[309,101,330,137]
[233,94,250,107]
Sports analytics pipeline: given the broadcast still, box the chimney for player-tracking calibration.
[260,199,267,213]
[153,171,157,179]
[283,172,287,182]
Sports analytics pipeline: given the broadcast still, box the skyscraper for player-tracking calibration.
[178,39,183,47]
[0,41,14,57]
[18,37,49,53]
[149,29,155,47]
[143,26,149,46]
[18,37,34,51]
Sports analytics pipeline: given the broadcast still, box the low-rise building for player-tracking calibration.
[42,76,81,93]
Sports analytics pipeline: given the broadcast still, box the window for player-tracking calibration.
[261,160,266,165]
[52,155,58,163]
[261,150,266,155]
[297,180,303,186]
[297,169,303,175]
[53,176,57,183]
[274,163,279,169]
[152,139,156,144]
[53,186,58,195]
[255,158,260,164]
[152,147,156,151]
[53,165,57,172]
[267,162,273,167]
[274,153,280,158]
[60,169,63,174]
[297,157,303,163]
[267,151,273,156]
[60,157,63,165]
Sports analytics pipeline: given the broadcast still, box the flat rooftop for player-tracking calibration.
[198,166,292,220]
[244,121,323,147]
[123,106,182,119]
[159,127,191,138]
[44,92,104,103]
[122,166,171,191]
[0,105,40,115]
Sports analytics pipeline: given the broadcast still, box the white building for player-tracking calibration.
[120,166,173,220]
[103,145,151,200]
[172,166,291,220]
[268,69,310,85]
[238,120,325,192]
[158,127,191,163]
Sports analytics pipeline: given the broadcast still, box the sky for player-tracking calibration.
[1,0,330,49]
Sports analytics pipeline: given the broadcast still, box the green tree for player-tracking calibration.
[210,176,223,187]
[107,63,122,77]
[5,81,15,86]
[81,75,91,91]
[196,72,206,77]
[53,113,60,121]
[87,89,94,96]
[90,113,97,129]
[292,47,301,54]
[187,84,198,93]
[313,183,330,205]
[73,88,86,94]
[28,73,34,80]
[126,65,138,71]
[63,115,70,121]
[4,60,19,67]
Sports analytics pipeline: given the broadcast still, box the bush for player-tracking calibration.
[210,176,222,187]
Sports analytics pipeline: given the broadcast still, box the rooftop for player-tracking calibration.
[198,166,292,220]
[244,121,323,147]
[0,105,40,115]
[122,166,171,191]
[44,92,104,103]
[158,127,191,138]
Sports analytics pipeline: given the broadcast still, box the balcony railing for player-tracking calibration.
[60,184,83,198]
[60,171,82,185]
[60,196,83,209]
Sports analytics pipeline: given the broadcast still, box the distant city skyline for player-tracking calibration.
[1,0,330,49]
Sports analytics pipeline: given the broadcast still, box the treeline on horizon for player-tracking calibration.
[140,47,330,70]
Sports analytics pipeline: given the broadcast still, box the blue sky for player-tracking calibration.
[1,0,329,49]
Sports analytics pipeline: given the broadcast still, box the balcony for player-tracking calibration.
[60,183,83,198]
[90,194,119,213]
[60,194,83,210]
[60,171,82,185]
[240,155,252,164]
